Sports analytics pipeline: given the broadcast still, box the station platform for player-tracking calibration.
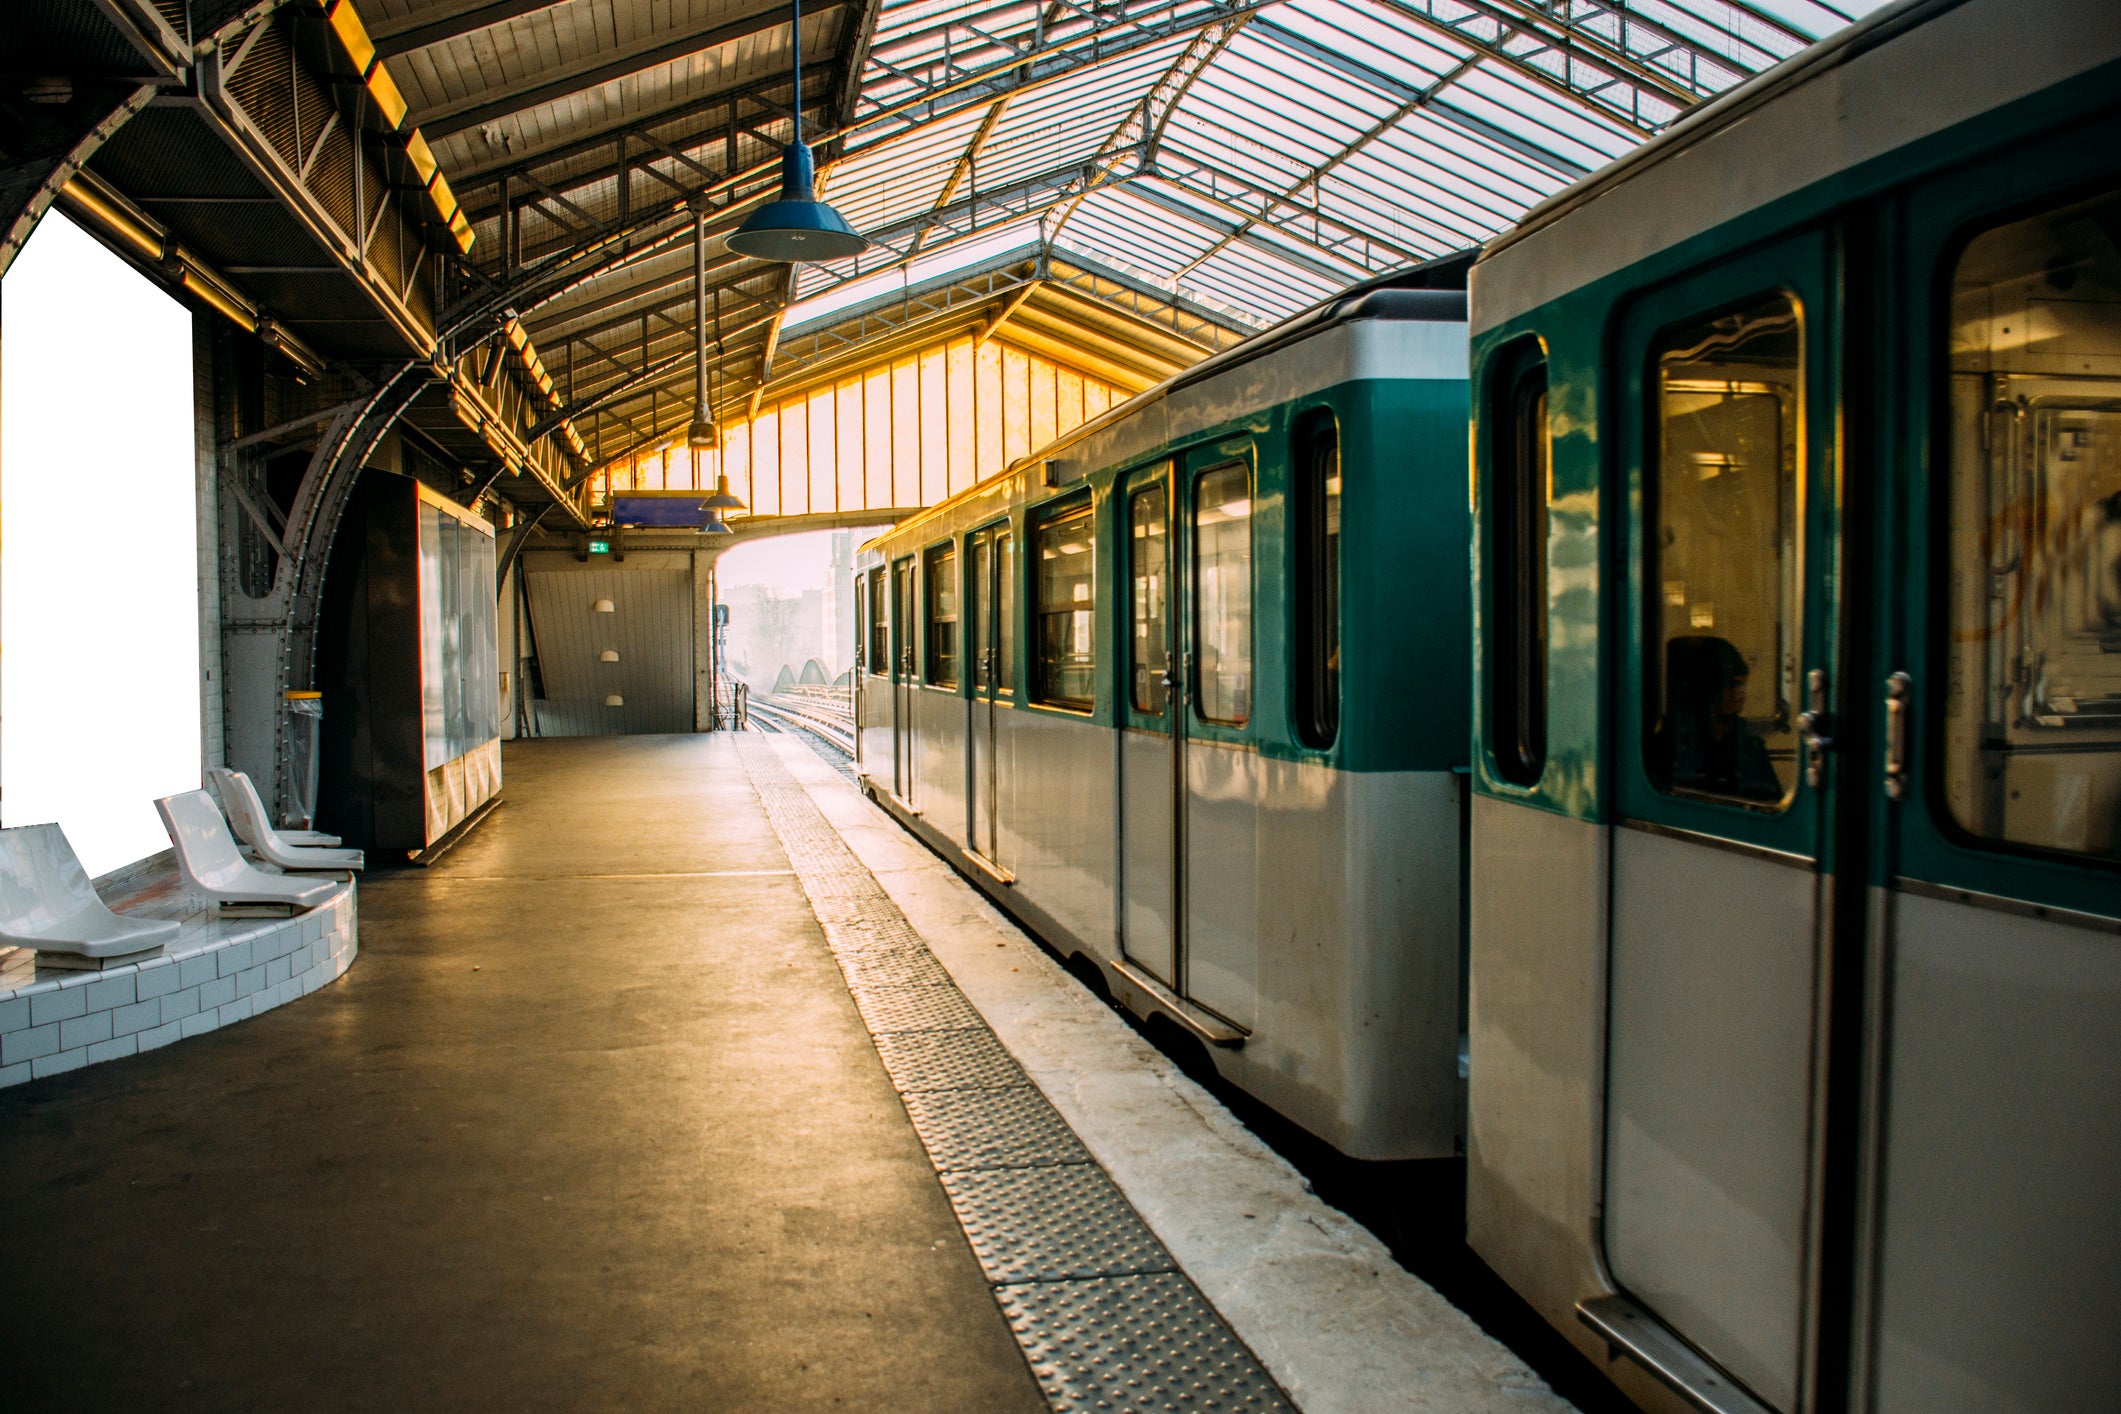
[0,734,1566,1413]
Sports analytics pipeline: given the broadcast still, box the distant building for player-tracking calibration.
[794,588,823,680]
[822,531,854,675]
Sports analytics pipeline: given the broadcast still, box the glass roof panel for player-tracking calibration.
[801,0,1896,331]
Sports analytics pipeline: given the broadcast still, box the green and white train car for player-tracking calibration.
[855,264,1472,1160]
[1467,2,2121,1411]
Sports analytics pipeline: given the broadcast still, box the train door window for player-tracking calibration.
[1034,499,1095,709]
[925,542,959,688]
[1488,344,1549,784]
[1193,462,1253,727]
[997,527,1016,692]
[1292,417,1341,748]
[1130,481,1171,715]
[1942,185,2121,863]
[867,567,888,675]
[968,522,1017,695]
[1646,292,1803,808]
[855,574,868,673]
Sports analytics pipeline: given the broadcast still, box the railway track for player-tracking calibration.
[749,694,854,757]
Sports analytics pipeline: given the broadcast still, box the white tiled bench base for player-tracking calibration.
[0,860,357,1088]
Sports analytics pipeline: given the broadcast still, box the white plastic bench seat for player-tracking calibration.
[0,824,182,958]
[156,792,336,910]
[205,769,340,847]
[208,768,363,871]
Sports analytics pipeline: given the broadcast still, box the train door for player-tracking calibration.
[966,520,1013,877]
[892,555,918,808]
[1600,231,1844,1414]
[1180,444,1259,1031]
[853,572,867,769]
[1856,158,2121,1411]
[1119,466,1177,984]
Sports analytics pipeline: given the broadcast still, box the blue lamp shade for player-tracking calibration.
[700,474,745,512]
[701,511,736,535]
[726,142,869,263]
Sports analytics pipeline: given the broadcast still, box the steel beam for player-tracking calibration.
[424,0,852,139]
[373,1,574,58]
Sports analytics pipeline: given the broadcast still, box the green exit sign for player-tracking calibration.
[589,539,611,554]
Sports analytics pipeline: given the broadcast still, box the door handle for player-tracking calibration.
[1883,671,1911,801]
[1797,667,1833,790]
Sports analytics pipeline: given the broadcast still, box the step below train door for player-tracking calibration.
[892,554,918,810]
[966,518,1015,879]
[1599,231,1846,1414]
[1119,464,1177,984]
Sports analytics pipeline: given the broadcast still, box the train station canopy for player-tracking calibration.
[15,0,1885,521]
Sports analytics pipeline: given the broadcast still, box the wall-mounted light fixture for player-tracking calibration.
[593,598,616,613]
[605,694,624,707]
[599,649,620,663]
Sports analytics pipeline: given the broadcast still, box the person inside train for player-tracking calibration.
[1652,634,1785,803]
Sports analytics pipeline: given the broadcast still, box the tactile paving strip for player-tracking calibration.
[873,1029,1029,1093]
[737,737,1293,1414]
[851,983,990,1034]
[996,1273,1295,1414]
[902,1086,1091,1172]
[836,946,956,990]
[941,1165,1179,1284]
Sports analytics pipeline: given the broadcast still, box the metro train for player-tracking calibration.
[855,260,1476,1161]
[1466,2,2121,1412]
[855,1,2121,1411]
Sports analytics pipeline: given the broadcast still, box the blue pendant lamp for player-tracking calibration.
[725,0,870,263]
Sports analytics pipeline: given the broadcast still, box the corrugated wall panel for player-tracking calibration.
[523,557,695,736]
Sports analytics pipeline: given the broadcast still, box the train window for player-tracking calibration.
[867,567,887,675]
[1942,186,2121,864]
[1488,344,1549,786]
[1034,500,1095,709]
[1646,292,1802,809]
[1292,417,1341,748]
[1130,482,1171,715]
[925,542,958,689]
[969,523,1016,695]
[1193,462,1253,727]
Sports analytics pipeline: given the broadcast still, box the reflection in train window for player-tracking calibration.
[1945,185,2121,863]
[968,522,1016,695]
[1035,500,1095,709]
[867,567,887,675]
[1488,344,1548,784]
[1130,481,1170,715]
[1293,418,1341,749]
[1194,462,1253,727]
[1646,292,1802,808]
[925,542,958,688]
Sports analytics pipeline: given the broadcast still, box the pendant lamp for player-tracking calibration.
[725,0,869,263]
[686,204,718,448]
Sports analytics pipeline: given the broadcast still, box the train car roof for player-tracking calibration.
[860,251,1473,553]
[1472,0,2121,334]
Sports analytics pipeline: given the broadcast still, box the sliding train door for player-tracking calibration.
[1600,232,1845,1414]
[1118,467,1177,984]
[1180,445,1259,1032]
[1859,153,2121,1413]
[966,520,1013,878]
[892,555,918,808]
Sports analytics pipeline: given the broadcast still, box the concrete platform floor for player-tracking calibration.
[0,736,1045,1412]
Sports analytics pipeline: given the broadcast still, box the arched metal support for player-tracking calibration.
[0,82,160,280]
